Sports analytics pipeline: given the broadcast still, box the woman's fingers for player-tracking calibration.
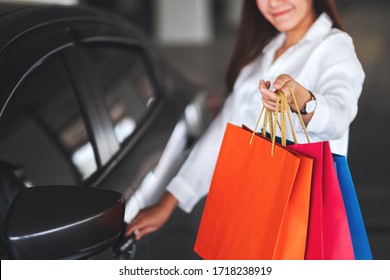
[273,74,292,90]
[125,200,174,240]
[259,79,270,90]
[274,74,297,104]
[135,226,158,240]
[260,82,278,110]
[125,209,157,238]
[124,193,178,240]
[125,214,145,239]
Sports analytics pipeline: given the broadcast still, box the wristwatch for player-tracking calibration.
[295,91,317,115]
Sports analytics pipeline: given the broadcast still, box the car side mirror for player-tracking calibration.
[3,185,125,259]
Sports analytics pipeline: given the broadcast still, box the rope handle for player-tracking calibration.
[285,84,310,144]
[250,84,311,155]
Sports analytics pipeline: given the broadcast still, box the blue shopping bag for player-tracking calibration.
[333,154,373,260]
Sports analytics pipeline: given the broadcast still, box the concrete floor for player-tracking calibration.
[162,2,390,260]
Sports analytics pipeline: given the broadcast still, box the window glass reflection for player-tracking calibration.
[0,54,97,185]
[83,44,156,144]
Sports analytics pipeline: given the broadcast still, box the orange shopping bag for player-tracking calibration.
[194,122,313,259]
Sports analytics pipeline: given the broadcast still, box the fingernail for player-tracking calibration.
[274,82,281,88]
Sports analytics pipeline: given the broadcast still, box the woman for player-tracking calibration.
[125,0,364,240]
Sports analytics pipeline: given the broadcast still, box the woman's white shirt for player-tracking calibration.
[165,13,365,213]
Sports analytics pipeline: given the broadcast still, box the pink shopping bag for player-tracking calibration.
[290,141,354,259]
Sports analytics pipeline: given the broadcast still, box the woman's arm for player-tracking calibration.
[260,33,364,141]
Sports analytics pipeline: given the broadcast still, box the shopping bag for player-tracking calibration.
[273,150,312,259]
[265,84,355,259]
[194,123,313,259]
[289,141,354,259]
[333,154,373,259]
[248,126,313,259]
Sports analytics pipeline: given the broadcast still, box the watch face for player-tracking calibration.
[305,100,317,113]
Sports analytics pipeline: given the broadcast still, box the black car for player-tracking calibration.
[0,3,220,259]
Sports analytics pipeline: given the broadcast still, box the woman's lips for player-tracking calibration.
[272,8,293,18]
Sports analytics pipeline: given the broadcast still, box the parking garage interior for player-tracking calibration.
[3,0,390,260]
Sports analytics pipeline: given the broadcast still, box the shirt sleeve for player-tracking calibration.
[166,94,235,213]
[298,32,365,140]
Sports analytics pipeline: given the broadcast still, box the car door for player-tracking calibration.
[65,23,206,260]
[61,22,165,198]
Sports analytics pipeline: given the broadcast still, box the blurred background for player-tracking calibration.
[7,0,390,259]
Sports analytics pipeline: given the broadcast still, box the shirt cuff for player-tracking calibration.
[166,176,200,213]
[305,94,330,134]
[124,191,144,223]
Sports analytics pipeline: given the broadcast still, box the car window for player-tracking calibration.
[0,54,97,186]
[81,44,157,144]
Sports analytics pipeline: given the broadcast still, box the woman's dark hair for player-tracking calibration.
[225,0,344,93]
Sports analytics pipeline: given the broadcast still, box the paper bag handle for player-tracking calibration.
[249,84,310,155]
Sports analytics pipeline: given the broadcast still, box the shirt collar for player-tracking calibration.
[302,12,333,42]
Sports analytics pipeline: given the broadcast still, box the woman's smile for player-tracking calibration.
[271,7,294,19]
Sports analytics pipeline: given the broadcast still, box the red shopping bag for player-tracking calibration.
[194,123,313,259]
[279,84,354,259]
[290,141,354,259]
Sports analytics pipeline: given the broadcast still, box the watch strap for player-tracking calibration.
[291,91,316,115]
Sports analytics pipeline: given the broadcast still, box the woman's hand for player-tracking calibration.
[259,74,314,124]
[125,192,178,240]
